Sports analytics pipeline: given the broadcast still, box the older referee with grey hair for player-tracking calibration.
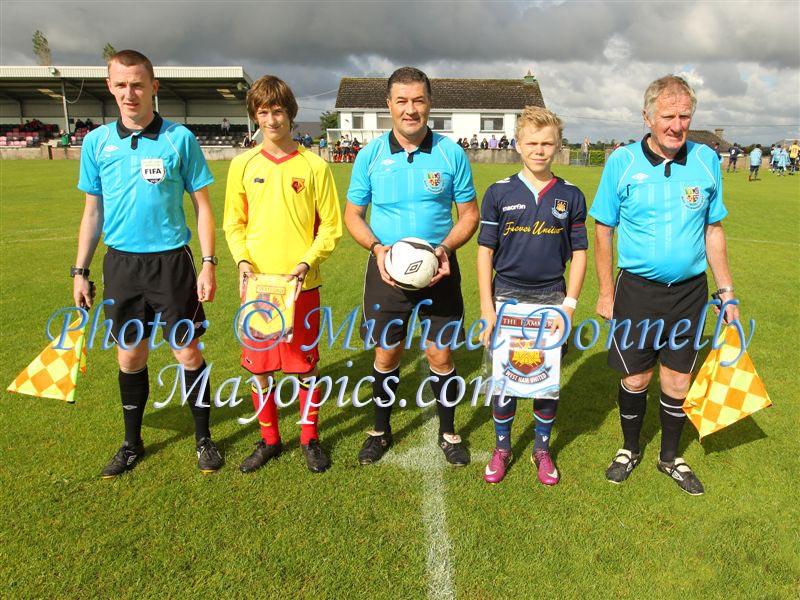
[590,75,739,495]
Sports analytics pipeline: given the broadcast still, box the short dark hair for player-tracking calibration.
[387,67,431,99]
[246,75,298,125]
[108,49,154,80]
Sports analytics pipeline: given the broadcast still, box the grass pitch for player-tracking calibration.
[0,159,798,599]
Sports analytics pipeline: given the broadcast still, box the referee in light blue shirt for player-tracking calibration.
[590,75,739,496]
[72,50,223,478]
[344,67,479,467]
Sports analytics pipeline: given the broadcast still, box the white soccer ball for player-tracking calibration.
[384,237,439,290]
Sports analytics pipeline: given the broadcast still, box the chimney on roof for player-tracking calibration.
[523,70,536,85]
[714,128,724,139]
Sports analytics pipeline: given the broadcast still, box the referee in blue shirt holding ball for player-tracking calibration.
[344,67,479,466]
[590,75,739,495]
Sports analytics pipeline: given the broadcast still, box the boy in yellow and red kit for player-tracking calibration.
[224,75,342,473]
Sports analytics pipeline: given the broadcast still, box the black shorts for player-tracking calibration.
[361,253,465,348]
[750,164,760,174]
[608,270,707,375]
[103,246,206,346]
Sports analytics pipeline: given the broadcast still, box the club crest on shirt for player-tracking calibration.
[682,186,703,210]
[291,177,305,193]
[551,198,569,219]
[424,171,443,194]
[140,158,165,184]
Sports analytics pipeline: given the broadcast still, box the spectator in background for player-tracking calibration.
[510,138,516,150]
[460,137,470,150]
[222,118,230,134]
[713,142,722,162]
[582,137,590,164]
[242,132,252,147]
[59,128,69,147]
[302,132,313,148]
[470,134,479,149]
[319,136,327,149]
[488,134,498,150]
[352,137,361,156]
[341,134,352,162]
[456,138,463,147]
[75,119,85,130]
[480,137,489,149]
[85,118,94,129]
[499,135,509,149]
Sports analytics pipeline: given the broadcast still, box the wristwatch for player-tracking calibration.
[70,266,90,277]
[202,255,218,265]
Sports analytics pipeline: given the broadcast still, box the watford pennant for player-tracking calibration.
[7,319,88,403]
[240,273,299,343]
[683,326,771,440]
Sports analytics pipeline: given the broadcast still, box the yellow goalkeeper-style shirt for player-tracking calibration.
[224,145,342,290]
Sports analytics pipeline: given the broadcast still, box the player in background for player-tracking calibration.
[748,144,762,181]
[73,50,223,478]
[477,107,587,485]
[789,140,799,174]
[224,75,342,473]
[776,145,788,176]
[344,67,479,466]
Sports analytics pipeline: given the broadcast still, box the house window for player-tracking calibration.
[377,114,393,130]
[481,115,504,132]
[352,113,364,129]
[429,114,452,131]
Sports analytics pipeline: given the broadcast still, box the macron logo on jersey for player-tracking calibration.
[502,203,526,213]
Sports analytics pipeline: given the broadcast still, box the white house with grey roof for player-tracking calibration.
[330,72,545,144]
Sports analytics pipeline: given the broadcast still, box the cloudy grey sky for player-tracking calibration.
[2,0,798,144]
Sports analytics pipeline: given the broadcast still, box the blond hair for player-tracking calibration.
[515,106,563,142]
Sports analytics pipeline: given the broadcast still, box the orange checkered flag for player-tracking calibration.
[683,326,771,440]
[7,319,88,403]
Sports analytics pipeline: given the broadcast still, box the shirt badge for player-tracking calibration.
[291,177,305,193]
[682,186,703,210]
[551,198,569,220]
[424,171,443,194]
[140,158,165,184]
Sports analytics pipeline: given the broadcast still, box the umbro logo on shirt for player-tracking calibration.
[632,172,649,182]
[104,145,119,153]
[502,203,526,212]
[253,178,264,184]
[381,159,395,166]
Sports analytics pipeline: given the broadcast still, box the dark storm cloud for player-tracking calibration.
[1,0,797,142]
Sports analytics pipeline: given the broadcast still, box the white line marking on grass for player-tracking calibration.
[382,416,456,600]
[0,236,72,244]
[727,236,798,247]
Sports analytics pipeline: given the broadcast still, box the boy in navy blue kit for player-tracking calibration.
[477,107,587,485]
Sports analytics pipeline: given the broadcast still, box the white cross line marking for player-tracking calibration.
[379,411,491,600]
[381,416,456,600]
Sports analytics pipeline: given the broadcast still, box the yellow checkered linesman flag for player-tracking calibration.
[7,319,87,403]
[683,326,771,440]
